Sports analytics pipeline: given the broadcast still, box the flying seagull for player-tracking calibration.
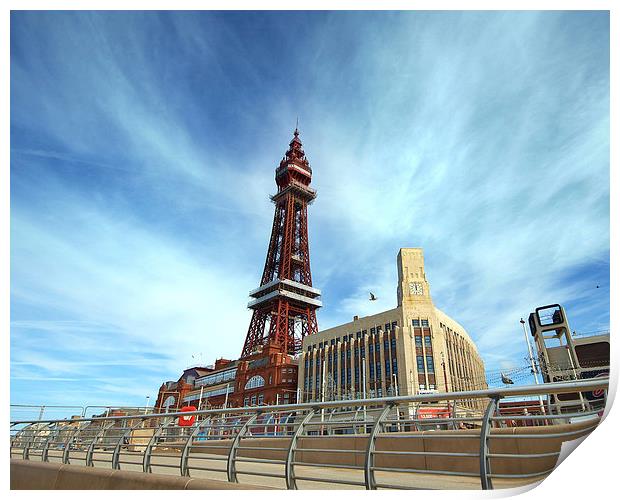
[501,373,514,385]
[369,292,377,301]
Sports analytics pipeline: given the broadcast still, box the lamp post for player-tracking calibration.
[144,396,150,415]
[440,352,449,392]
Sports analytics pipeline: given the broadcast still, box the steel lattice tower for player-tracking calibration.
[241,128,322,358]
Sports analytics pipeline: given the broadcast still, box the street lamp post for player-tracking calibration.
[144,396,150,415]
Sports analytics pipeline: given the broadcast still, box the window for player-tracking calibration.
[391,338,397,349]
[251,395,257,406]
[245,375,265,390]
[375,342,380,353]
[429,384,436,390]
[284,392,290,400]
[244,397,249,406]
[356,331,362,339]
[258,394,264,405]
[369,364,375,378]
[417,356,425,371]
[331,339,335,346]
[391,321,398,330]
[421,319,429,327]
[360,346,365,357]
[336,337,341,343]
[392,358,398,374]
[415,336,422,347]
[385,322,390,331]
[412,319,420,327]
[424,336,432,347]
[420,384,426,390]
[362,329,367,336]
[288,368,294,373]
[370,327,376,335]
[369,343,374,354]
[426,356,435,373]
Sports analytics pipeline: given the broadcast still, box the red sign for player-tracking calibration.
[178,405,197,426]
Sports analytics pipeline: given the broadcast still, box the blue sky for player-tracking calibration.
[10,11,609,411]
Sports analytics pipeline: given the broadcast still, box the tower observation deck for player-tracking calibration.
[240,128,322,358]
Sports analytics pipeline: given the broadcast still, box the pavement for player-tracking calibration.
[17,448,547,490]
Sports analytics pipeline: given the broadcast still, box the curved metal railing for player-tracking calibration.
[10,379,608,490]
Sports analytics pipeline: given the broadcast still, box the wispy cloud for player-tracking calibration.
[11,11,609,405]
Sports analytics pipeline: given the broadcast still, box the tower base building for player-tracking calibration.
[299,248,487,409]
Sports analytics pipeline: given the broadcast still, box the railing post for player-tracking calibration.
[112,420,140,470]
[285,408,319,490]
[21,425,37,460]
[62,423,85,464]
[85,422,113,467]
[180,416,213,477]
[227,412,261,483]
[479,396,500,490]
[143,417,172,473]
[364,403,394,489]
[41,423,59,463]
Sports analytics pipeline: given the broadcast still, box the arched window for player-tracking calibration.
[244,375,265,390]
[163,395,176,411]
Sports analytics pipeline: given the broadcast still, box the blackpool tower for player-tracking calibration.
[233,128,321,406]
[241,128,322,358]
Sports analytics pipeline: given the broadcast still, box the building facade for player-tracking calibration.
[298,248,487,407]
[154,358,237,411]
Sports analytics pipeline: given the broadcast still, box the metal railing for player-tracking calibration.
[10,405,154,422]
[10,379,607,490]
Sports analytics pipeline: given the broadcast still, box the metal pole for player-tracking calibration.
[393,372,399,396]
[223,384,229,409]
[362,356,367,429]
[521,318,546,416]
[144,396,150,415]
[321,357,326,432]
[441,352,449,392]
[362,357,367,399]
[479,396,499,490]
[197,386,204,411]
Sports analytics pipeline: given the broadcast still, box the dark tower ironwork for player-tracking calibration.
[241,128,321,358]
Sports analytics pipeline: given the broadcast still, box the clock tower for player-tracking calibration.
[397,248,433,307]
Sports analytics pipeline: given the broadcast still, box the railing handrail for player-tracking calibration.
[10,378,608,425]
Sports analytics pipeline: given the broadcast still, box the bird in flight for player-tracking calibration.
[501,373,514,385]
[369,292,377,301]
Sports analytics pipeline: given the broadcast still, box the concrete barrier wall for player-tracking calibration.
[188,419,596,476]
[10,459,270,490]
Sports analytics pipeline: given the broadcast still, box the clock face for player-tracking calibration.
[409,282,424,295]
